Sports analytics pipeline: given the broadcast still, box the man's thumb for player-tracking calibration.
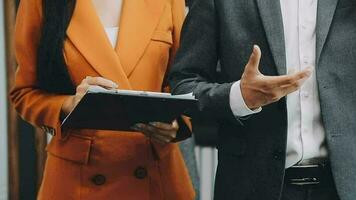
[245,45,261,73]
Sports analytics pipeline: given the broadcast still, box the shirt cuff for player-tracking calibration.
[229,81,262,117]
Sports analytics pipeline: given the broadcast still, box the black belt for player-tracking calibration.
[284,161,335,187]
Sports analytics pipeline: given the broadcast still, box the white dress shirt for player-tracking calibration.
[105,27,119,48]
[101,0,122,48]
[92,0,123,28]
[230,0,328,168]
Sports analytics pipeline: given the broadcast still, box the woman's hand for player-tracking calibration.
[132,120,179,145]
[61,76,118,116]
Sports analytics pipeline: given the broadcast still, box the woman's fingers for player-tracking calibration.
[150,137,168,145]
[147,121,178,140]
[149,120,179,131]
[76,83,89,94]
[77,76,118,96]
[83,76,118,89]
[150,133,171,145]
[132,123,176,144]
[62,76,118,117]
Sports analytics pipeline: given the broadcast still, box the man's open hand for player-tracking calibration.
[240,45,312,109]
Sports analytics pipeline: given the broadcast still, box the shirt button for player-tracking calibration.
[91,174,106,186]
[134,167,148,179]
[302,92,309,98]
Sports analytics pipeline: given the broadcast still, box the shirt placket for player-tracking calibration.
[298,0,318,161]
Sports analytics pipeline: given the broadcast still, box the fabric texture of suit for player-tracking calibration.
[169,0,356,199]
[11,0,195,199]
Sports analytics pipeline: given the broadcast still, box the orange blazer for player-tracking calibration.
[11,0,195,199]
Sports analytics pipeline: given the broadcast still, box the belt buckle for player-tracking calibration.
[288,165,320,186]
[289,177,320,186]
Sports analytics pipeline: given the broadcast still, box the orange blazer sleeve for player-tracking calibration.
[10,0,70,139]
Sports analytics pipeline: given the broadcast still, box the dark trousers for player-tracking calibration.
[281,182,340,200]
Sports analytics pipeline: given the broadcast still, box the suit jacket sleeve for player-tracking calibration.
[10,0,71,139]
[169,0,239,123]
[162,0,186,92]
[167,0,193,142]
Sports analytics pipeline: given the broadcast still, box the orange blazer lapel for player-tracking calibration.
[66,0,132,89]
[116,0,166,77]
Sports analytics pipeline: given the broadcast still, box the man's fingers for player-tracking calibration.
[84,76,118,89]
[279,68,312,87]
[265,68,312,88]
[281,77,308,96]
[274,72,310,96]
[291,67,312,82]
[254,68,312,104]
[280,75,309,90]
[245,45,262,73]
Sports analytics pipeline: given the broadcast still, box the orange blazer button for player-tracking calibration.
[134,167,148,179]
[91,174,106,186]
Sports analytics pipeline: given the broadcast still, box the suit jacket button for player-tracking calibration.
[273,150,283,160]
[92,174,106,185]
[134,167,148,179]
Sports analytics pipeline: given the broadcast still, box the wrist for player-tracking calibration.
[230,81,262,117]
[239,82,258,110]
[61,96,75,116]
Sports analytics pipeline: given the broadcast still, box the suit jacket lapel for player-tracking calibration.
[316,0,339,65]
[115,0,165,77]
[255,0,286,75]
[66,0,132,89]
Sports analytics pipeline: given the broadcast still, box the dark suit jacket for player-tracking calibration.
[169,0,356,199]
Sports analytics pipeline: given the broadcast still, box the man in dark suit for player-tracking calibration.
[169,0,356,199]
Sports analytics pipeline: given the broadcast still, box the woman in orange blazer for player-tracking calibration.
[10,0,195,199]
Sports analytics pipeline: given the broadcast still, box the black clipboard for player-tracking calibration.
[61,86,198,131]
